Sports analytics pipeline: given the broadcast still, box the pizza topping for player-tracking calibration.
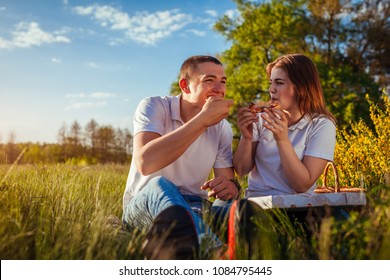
[249,101,279,113]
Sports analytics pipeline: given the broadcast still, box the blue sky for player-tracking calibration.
[0,0,237,143]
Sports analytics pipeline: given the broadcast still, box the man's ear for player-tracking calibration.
[179,78,190,94]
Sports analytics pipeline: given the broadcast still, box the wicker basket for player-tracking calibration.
[314,162,365,193]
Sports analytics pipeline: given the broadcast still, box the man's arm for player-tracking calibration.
[134,119,207,175]
[134,97,233,175]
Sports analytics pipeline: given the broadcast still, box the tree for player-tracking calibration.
[5,131,19,164]
[123,128,133,155]
[213,0,313,135]
[96,125,116,163]
[307,0,348,64]
[57,122,67,145]
[211,0,388,133]
[346,0,390,88]
[69,121,82,146]
[85,119,99,158]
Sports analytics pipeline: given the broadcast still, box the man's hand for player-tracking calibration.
[201,175,238,201]
[198,96,234,127]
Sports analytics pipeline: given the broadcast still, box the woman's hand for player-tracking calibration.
[261,108,289,142]
[237,106,258,140]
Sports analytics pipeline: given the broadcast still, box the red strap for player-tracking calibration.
[227,200,238,260]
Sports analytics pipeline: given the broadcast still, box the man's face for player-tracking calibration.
[186,62,227,105]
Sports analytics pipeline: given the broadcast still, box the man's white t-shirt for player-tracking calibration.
[245,114,336,197]
[123,95,233,209]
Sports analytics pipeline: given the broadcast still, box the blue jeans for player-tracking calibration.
[122,176,232,245]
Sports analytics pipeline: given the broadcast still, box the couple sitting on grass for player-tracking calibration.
[122,54,337,259]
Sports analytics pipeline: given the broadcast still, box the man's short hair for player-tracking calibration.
[180,55,223,81]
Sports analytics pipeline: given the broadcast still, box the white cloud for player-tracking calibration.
[65,91,117,110]
[65,92,117,99]
[66,101,107,110]
[225,9,238,19]
[205,10,218,17]
[51,57,62,63]
[73,4,193,45]
[187,29,206,37]
[0,6,6,12]
[0,21,71,49]
[87,62,100,69]
[90,92,117,98]
[65,93,86,98]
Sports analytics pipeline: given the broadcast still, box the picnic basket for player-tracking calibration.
[314,161,365,193]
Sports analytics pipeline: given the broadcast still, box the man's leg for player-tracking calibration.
[123,176,215,259]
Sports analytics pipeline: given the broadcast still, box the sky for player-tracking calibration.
[0,0,238,143]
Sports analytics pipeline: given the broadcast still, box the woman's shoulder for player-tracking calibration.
[311,114,336,128]
[307,115,336,137]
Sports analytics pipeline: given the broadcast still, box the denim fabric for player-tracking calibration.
[122,176,232,245]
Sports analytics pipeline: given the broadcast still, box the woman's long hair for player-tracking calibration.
[266,54,336,124]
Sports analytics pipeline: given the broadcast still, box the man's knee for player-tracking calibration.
[149,176,175,189]
[147,176,181,196]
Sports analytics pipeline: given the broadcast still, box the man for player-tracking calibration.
[122,55,241,259]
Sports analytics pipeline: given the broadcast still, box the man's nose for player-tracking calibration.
[213,82,225,92]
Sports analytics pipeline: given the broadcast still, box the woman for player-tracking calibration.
[233,54,337,197]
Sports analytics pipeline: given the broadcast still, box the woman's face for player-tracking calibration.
[268,67,298,112]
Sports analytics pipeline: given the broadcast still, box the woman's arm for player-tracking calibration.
[233,106,258,176]
[233,138,258,176]
[262,108,334,192]
[276,140,328,192]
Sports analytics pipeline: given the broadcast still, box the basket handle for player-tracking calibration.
[323,161,340,193]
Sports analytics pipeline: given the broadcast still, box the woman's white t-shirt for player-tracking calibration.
[245,114,336,197]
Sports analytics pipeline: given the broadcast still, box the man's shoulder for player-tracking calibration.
[138,95,177,110]
[141,95,174,104]
[142,95,178,102]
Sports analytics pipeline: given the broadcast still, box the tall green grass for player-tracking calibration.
[1,163,388,260]
[0,163,144,259]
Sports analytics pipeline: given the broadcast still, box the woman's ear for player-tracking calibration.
[179,78,190,94]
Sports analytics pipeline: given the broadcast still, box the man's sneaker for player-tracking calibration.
[142,205,199,260]
[227,199,276,259]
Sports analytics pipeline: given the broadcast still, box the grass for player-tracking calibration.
[0,163,389,260]
[0,163,145,259]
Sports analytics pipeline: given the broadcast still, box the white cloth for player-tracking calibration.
[123,95,233,208]
[245,114,336,197]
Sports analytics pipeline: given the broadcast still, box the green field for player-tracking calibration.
[0,164,144,259]
[0,163,389,260]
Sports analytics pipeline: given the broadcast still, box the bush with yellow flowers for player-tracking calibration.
[334,93,390,190]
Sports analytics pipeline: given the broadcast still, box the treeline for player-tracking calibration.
[0,119,133,165]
